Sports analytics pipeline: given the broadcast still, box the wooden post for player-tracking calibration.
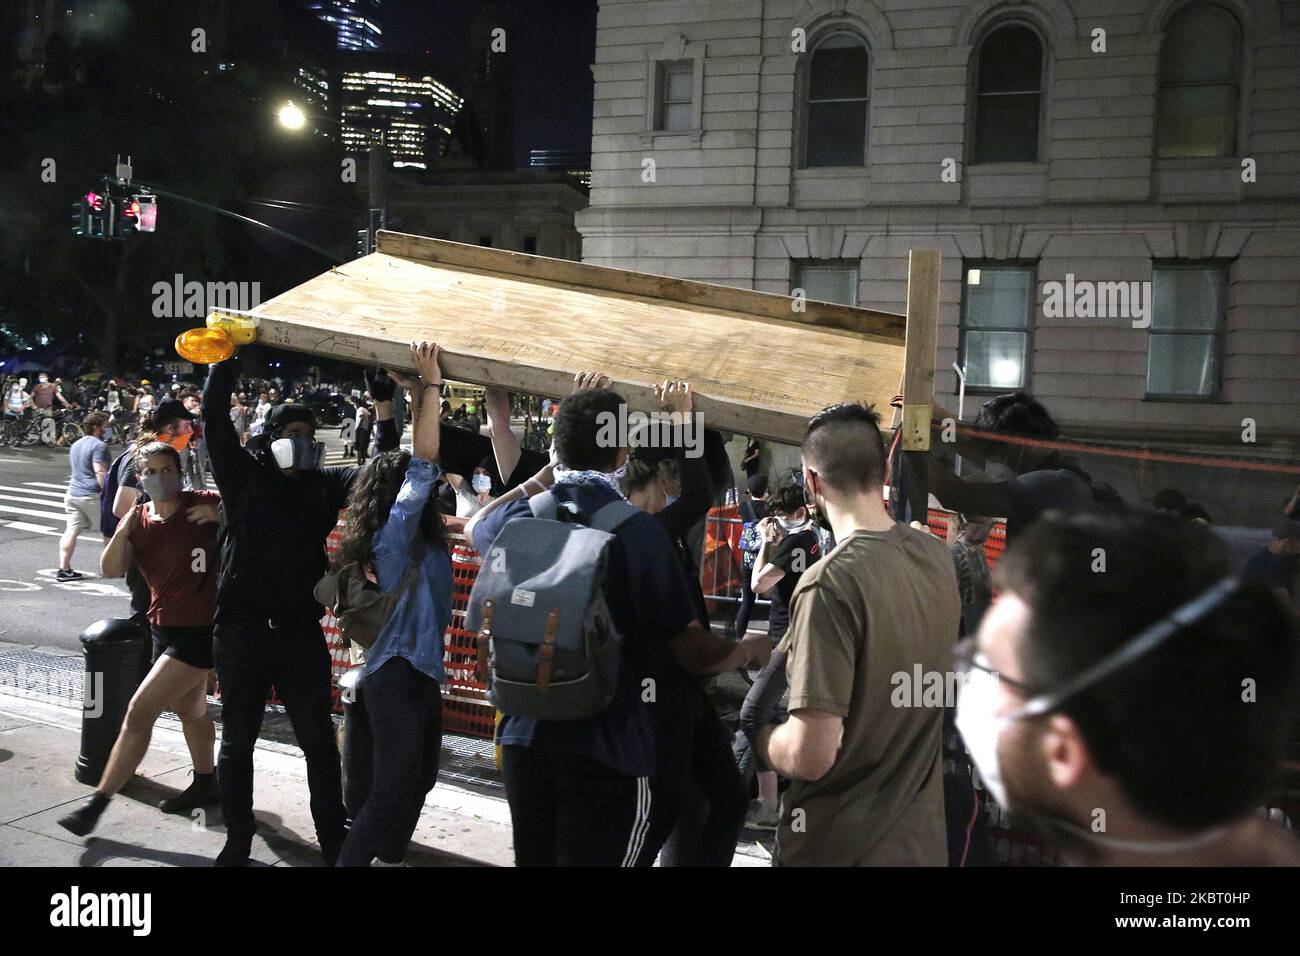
[902,249,942,524]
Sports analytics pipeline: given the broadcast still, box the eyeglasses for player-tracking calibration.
[951,638,1034,695]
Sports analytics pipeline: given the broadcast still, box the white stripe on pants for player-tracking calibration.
[621,776,652,867]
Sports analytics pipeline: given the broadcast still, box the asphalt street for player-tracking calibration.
[0,428,361,653]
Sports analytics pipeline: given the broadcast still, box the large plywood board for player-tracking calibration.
[248,231,910,445]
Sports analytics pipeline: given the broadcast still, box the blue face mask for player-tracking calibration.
[664,494,679,507]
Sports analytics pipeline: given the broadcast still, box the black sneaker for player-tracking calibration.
[58,793,110,837]
[159,771,220,815]
[56,569,85,582]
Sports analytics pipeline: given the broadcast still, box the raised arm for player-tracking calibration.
[484,386,521,482]
[203,358,258,499]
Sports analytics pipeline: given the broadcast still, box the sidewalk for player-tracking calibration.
[0,658,772,867]
[0,688,516,867]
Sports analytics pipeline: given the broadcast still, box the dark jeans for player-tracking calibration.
[214,620,346,851]
[640,693,748,867]
[501,745,651,867]
[734,569,757,635]
[338,657,442,866]
[354,427,371,464]
[732,648,789,787]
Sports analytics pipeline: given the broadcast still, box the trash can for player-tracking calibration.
[338,665,372,825]
[73,617,151,786]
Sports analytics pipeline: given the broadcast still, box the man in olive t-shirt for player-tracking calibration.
[756,403,960,866]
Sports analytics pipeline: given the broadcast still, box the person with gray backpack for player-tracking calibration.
[321,342,454,866]
[466,377,770,866]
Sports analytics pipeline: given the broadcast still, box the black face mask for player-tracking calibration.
[803,475,832,532]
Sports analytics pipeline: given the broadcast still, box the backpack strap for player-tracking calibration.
[589,498,641,533]
[527,490,559,521]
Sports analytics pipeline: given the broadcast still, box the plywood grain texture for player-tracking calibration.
[248,232,918,445]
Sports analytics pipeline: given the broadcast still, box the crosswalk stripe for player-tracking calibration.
[0,493,63,511]
[25,482,70,490]
[0,519,101,542]
[0,484,66,499]
[0,503,68,520]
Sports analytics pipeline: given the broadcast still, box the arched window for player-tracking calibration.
[1157,5,1241,157]
[972,23,1043,163]
[803,32,869,168]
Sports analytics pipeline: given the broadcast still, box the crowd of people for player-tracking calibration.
[41,342,1300,868]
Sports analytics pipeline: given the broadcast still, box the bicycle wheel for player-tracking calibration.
[62,422,83,445]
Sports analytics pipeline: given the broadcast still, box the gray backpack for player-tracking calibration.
[465,491,640,721]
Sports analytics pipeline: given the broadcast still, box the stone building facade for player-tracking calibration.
[576,0,1300,522]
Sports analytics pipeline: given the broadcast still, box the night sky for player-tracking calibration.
[380,0,598,166]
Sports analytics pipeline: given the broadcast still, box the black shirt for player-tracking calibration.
[203,360,358,627]
[766,527,821,643]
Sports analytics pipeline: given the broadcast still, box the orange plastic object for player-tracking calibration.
[175,327,235,364]
[206,311,259,345]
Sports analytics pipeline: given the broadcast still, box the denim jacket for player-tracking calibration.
[364,456,453,683]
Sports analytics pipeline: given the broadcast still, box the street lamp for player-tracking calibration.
[278,101,307,131]
[275,100,387,240]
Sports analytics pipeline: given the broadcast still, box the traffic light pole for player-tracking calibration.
[134,184,346,264]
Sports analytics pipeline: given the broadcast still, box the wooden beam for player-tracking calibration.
[256,315,814,445]
[901,249,941,452]
[376,231,906,343]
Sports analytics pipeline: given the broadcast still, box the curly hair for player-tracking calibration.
[335,450,449,571]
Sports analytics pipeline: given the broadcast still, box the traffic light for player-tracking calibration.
[83,191,109,238]
[71,201,88,236]
[356,228,371,258]
[134,194,157,232]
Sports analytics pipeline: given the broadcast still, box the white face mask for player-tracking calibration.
[777,515,810,532]
[471,474,492,494]
[954,666,1012,808]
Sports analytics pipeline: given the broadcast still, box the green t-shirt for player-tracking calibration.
[774,524,960,866]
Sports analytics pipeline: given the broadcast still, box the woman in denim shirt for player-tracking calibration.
[335,342,453,867]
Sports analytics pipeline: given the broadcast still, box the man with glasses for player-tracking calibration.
[754,403,961,865]
[955,509,1300,866]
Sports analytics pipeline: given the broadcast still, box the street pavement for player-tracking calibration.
[0,428,360,653]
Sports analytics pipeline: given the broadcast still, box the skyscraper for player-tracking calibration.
[339,53,463,169]
[307,0,382,51]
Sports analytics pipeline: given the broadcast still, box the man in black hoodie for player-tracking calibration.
[203,358,359,866]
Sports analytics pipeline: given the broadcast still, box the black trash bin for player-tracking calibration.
[74,617,151,786]
[338,665,373,826]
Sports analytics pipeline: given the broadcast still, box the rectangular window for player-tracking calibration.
[1147,264,1226,398]
[657,62,694,131]
[959,264,1033,390]
[794,262,859,307]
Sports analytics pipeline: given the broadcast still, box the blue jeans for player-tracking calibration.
[337,656,442,866]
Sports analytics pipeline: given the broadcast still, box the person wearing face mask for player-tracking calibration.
[201,356,359,867]
[464,375,769,866]
[732,482,822,829]
[331,342,453,866]
[754,402,960,866]
[444,458,498,519]
[103,401,198,621]
[956,509,1300,866]
[58,442,222,837]
[620,380,752,867]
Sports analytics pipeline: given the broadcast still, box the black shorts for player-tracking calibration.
[151,625,215,670]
